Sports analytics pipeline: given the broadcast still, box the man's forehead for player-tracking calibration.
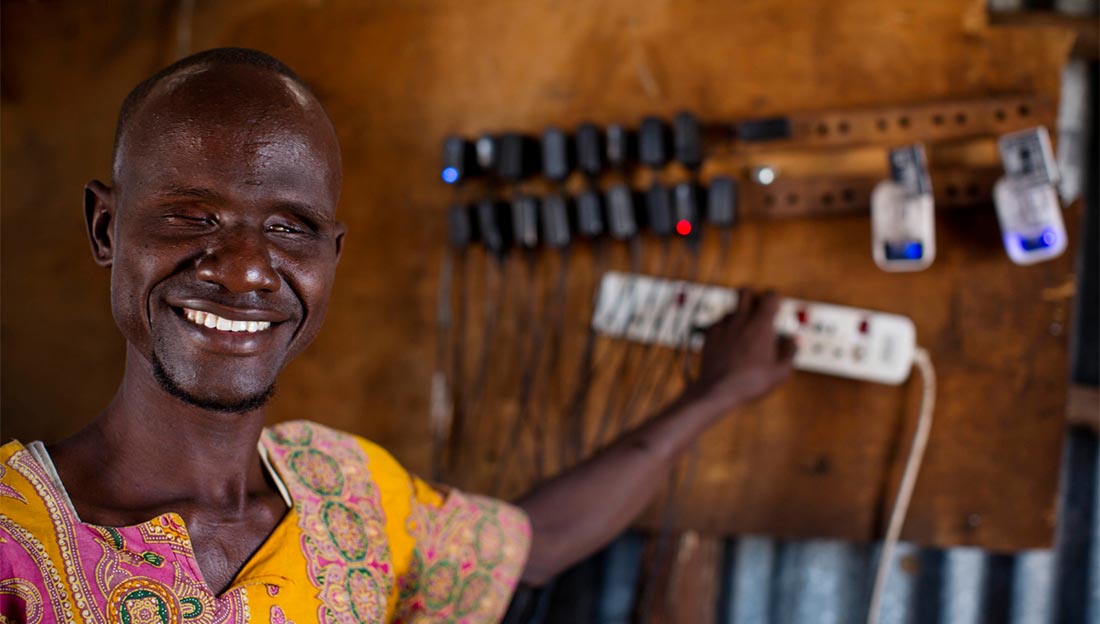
[145,62,321,115]
[115,62,341,198]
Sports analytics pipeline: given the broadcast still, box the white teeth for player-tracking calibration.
[181,308,274,333]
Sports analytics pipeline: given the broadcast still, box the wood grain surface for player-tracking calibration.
[0,0,1077,550]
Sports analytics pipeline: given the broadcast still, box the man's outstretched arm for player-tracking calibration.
[516,289,796,585]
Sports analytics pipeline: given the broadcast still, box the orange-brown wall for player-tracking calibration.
[1,0,1075,548]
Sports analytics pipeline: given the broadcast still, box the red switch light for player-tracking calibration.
[676,219,693,236]
[797,308,808,324]
[859,319,869,334]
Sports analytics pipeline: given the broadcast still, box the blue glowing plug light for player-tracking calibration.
[884,241,924,261]
[441,167,460,184]
[1017,228,1057,252]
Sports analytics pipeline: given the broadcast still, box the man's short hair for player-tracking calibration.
[111,47,310,171]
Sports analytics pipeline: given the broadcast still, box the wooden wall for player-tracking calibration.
[0,0,1077,550]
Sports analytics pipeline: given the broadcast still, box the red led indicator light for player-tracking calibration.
[676,219,693,236]
[859,319,869,334]
[796,309,808,324]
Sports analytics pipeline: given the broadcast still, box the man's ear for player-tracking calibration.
[84,180,115,267]
[333,221,347,265]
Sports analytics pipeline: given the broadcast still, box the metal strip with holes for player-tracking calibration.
[703,94,1054,153]
[740,167,1002,220]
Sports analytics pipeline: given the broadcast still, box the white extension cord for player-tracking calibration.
[866,347,937,624]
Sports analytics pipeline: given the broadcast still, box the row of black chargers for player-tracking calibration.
[447,177,739,257]
[439,111,769,186]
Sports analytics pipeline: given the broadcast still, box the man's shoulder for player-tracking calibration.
[261,419,412,487]
[1,439,24,464]
[1,440,36,499]
[0,440,61,547]
[263,419,392,458]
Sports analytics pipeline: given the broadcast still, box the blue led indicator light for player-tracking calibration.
[884,241,923,261]
[1017,228,1057,252]
[442,167,459,184]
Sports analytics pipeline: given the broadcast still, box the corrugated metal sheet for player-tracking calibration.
[576,427,1097,624]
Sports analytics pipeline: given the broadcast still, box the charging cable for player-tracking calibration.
[867,346,936,624]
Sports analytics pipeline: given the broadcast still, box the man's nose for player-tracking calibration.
[195,227,281,293]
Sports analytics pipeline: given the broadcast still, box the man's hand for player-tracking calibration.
[685,289,797,413]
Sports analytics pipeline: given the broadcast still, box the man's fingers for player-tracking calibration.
[757,290,782,320]
[734,288,757,325]
[776,334,798,364]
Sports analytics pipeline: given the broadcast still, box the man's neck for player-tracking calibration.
[52,344,273,515]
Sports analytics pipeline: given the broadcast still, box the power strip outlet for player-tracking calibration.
[592,272,917,385]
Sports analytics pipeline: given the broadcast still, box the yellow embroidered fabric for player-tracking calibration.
[0,420,531,623]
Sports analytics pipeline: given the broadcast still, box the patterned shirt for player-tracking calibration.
[0,420,531,623]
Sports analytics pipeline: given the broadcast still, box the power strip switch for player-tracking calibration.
[592,272,916,385]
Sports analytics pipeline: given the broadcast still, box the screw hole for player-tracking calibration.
[837,121,850,134]
[1018,104,1030,117]
[786,193,799,205]
[841,188,856,202]
[994,109,1006,121]
[898,116,910,128]
[932,114,945,126]
[764,194,775,207]
[876,118,888,131]
[821,193,835,206]
[816,123,829,136]
[966,184,980,197]
[946,185,959,199]
[955,112,967,125]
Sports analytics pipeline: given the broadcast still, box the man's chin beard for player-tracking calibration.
[152,354,275,414]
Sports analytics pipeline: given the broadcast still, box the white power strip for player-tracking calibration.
[592,272,917,385]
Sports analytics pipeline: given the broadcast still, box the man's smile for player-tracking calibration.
[161,297,295,357]
[183,308,272,333]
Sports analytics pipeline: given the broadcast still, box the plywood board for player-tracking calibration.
[0,0,1076,549]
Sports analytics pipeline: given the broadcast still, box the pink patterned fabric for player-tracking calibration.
[393,489,531,623]
[0,448,251,623]
[1,421,531,623]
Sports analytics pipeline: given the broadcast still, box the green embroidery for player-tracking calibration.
[104,526,124,550]
[455,571,492,617]
[119,589,170,624]
[180,596,203,619]
[322,501,369,562]
[141,551,165,567]
[473,515,505,569]
[287,449,344,496]
[268,424,313,447]
[423,561,458,611]
[345,567,383,623]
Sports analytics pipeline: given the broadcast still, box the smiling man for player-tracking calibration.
[0,48,794,623]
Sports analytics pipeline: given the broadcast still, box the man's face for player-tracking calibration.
[93,65,344,412]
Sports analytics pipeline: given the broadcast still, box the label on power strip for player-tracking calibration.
[592,272,917,385]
